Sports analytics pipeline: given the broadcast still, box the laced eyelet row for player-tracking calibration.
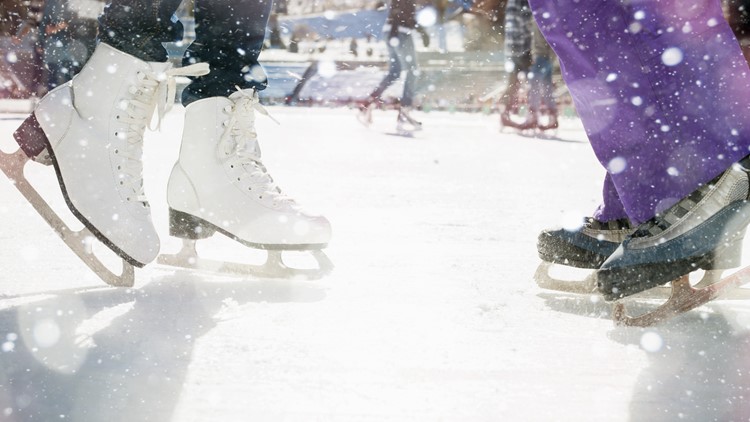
[218,89,291,210]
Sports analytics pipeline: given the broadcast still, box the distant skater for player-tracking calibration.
[357,0,429,135]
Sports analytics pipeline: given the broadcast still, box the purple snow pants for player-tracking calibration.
[527,0,750,224]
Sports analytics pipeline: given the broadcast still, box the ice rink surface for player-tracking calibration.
[0,106,749,421]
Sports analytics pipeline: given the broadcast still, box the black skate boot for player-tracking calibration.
[538,217,634,269]
[597,157,750,301]
[534,217,634,293]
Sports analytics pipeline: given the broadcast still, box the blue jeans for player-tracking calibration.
[368,31,418,108]
[98,0,273,105]
[527,55,555,114]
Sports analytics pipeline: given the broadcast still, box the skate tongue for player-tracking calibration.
[220,88,296,207]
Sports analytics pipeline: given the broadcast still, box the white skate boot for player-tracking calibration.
[396,107,422,136]
[356,101,373,127]
[1,43,208,286]
[160,89,333,278]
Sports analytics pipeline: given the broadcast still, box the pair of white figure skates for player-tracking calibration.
[1,43,332,287]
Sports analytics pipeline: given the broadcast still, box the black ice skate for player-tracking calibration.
[596,157,750,326]
[535,217,635,293]
[535,215,729,304]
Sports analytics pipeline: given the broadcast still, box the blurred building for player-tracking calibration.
[284,0,384,15]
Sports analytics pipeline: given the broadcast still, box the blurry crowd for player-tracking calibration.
[0,0,104,97]
[0,0,749,117]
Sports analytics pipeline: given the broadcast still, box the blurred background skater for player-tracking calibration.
[357,0,430,136]
[525,24,558,132]
[7,0,45,98]
[498,0,532,131]
[727,0,750,62]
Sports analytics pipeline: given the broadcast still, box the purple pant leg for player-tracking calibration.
[528,0,750,224]
[593,174,627,222]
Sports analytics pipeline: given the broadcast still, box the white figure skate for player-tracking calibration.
[0,43,208,286]
[396,107,422,136]
[159,89,333,278]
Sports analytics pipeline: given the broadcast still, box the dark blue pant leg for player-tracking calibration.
[368,45,403,104]
[181,0,273,104]
[368,32,416,106]
[398,34,418,108]
[98,0,184,62]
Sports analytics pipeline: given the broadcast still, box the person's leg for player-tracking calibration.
[529,0,750,298]
[531,1,643,271]
[99,0,183,62]
[168,0,332,252]
[503,0,532,67]
[366,42,403,105]
[397,32,418,108]
[181,0,273,104]
[394,32,422,132]
[526,60,541,116]
[727,0,750,62]
[501,0,532,127]
[529,23,556,120]
[358,37,401,127]
[529,0,750,224]
[526,55,545,125]
[499,66,523,114]
[528,55,559,131]
[538,57,555,116]
[45,61,64,91]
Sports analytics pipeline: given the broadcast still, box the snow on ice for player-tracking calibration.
[0,106,748,420]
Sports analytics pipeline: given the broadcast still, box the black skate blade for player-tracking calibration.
[158,239,333,280]
[0,147,135,287]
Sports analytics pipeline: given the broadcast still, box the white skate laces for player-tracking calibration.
[218,88,295,210]
[115,62,209,203]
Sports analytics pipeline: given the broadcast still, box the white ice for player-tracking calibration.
[0,106,749,421]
